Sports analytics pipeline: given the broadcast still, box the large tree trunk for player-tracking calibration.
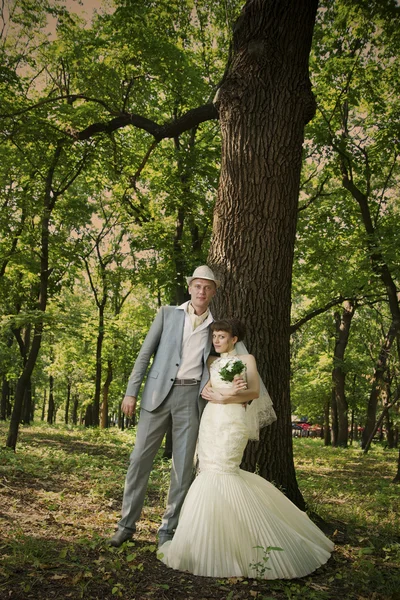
[209,0,318,508]
[332,301,355,447]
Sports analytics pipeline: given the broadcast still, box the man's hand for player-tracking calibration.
[122,395,137,418]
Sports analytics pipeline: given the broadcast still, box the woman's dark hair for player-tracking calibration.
[211,318,245,342]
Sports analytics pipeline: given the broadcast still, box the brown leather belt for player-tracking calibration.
[173,378,200,386]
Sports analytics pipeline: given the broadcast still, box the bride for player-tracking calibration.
[158,318,334,579]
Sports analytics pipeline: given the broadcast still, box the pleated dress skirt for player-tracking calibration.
[159,402,334,579]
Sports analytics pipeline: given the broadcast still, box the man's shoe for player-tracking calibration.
[107,529,134,547]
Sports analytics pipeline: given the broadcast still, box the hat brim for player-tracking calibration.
[186,276,220,288]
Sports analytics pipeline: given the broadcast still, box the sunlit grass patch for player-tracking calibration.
[294,438,399,536]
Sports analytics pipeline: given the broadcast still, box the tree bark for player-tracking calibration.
[331,301,355,447]
[209,0,318,508]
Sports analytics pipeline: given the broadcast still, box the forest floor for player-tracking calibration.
[0,422,399,600]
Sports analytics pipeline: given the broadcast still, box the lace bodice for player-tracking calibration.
[209,354,247,390]
[197,353,248,474]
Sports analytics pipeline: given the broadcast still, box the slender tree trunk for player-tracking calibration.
[362,322,398,448]
[338,172,400,449]
[1,377,10,421]
[101,360,113,429]
[330,388,338,446]
[323,398,331,447]
[72,394,79,425]
[47,375,55,424]
[118,402,124,430]
[363,384,400,454]
[209,0,318,508]
[84,255,108,428]
[386,411,395,448]
[6,144,63,449]
[7,329,44,449]
[332,301,355,447]
[349,408,355,445]
[392,447,400,484]
[86,302,106,427]
[1,336,13,420]
[41,389,46,421]
[84,404,93,427]
[65,381,71,425]
[22,378,32,424]
[30,383,35,422]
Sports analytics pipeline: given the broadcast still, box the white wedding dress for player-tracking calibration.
[159,354,334,579]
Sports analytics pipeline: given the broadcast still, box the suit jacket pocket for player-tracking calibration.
[148,369,159,379]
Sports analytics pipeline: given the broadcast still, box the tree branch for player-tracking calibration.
[290,295,347,334]
[74,103,219,141]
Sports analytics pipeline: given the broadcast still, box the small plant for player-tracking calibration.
[249,545,284,578]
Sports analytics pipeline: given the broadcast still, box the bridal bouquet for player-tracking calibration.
[219,359,246,382]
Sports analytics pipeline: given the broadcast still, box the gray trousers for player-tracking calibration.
[118,384,200,540]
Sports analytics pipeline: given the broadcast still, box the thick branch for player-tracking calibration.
[74,104,219,141]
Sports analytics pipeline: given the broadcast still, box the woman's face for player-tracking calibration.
[212,330,238,354]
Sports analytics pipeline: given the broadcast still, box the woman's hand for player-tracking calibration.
[232,375,247,395]
[201,386,226,404]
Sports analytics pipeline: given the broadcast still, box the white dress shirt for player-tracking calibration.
[176,301,214,380]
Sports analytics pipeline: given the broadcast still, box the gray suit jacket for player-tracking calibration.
[125,304,213,412]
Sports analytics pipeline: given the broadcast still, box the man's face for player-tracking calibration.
[188,278,216,314]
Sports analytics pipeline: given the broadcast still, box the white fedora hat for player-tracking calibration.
[186,265,220,288]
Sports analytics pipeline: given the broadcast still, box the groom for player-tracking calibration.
[108,265,219,547]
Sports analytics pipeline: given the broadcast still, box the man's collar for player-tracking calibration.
[176,300,213,321]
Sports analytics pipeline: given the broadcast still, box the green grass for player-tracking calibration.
[0,422,399,600]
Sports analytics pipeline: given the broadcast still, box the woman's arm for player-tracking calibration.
[201,355,260,405]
